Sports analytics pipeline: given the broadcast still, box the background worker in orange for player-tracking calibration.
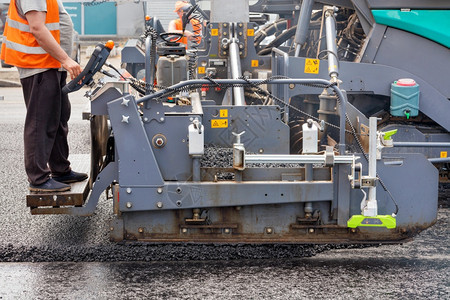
[168,1,201,48]
[1,0,87,192]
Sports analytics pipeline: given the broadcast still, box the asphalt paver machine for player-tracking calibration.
[27,0,449,243]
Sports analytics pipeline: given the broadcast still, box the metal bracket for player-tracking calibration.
[361,176,377,187]
[349,162,362,189]
[233,131,246,170]
[324,146,335,167]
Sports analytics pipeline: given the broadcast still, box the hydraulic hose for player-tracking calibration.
[254,19,288,47]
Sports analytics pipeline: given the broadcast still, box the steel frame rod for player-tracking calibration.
[245,154,354,165]
[428,157,450,163]
[393,142,450,147]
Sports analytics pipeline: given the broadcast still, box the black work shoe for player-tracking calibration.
[52,170,88,184]
[29,178,71,193]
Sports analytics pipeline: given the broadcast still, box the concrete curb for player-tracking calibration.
[0,79,21,87]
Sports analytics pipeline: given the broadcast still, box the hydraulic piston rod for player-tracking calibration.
[324,7,339,80]
[294,0,314,57]
[229,37,246,106]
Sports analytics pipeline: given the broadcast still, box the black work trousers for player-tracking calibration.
[20,69,71,185]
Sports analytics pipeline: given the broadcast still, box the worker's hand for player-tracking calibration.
[62,57,82,80]
[184,30,194,40]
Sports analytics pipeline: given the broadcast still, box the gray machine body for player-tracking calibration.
[35,0,448,244]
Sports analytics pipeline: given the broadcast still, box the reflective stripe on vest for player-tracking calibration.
[0,0,61,69]
[7,17,60,32]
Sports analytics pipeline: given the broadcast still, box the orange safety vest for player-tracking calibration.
[1,0,61,69]
[174,18,201,48]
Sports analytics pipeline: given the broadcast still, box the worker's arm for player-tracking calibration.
[25,10,81,79]
[168,19,194,40]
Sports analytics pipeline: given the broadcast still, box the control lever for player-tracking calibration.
[62,40,114,94]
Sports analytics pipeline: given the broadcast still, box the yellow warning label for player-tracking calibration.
[220,109,228,118]
[441,151,448,158]
[247,29,254,36]
[198,67,205,74]
[304,59,320,74]
[251,60,259,67]
[211,119,228,128]
[211,29,219,36]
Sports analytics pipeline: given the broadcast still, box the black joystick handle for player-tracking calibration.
[62,41,114,94]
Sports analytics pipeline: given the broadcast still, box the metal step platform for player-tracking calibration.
[27,154,90,215]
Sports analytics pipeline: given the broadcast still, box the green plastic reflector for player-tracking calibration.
[383,129,398,140]
[347,215,396,229]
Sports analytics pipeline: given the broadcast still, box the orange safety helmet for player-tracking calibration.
[174,1,190,12]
